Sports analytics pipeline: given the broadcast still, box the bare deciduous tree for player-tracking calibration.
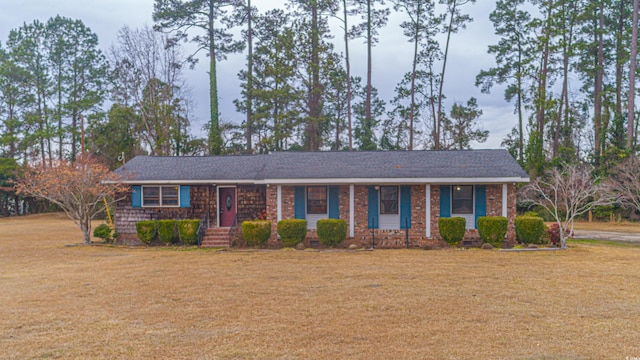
[608,156,640,214]
[520,163,616,249]
[14,156,126,244]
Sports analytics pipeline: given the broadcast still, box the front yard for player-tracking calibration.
[1,213,639,359]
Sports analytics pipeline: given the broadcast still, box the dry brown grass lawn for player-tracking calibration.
[572,220,640,233]
[1,213,640,359]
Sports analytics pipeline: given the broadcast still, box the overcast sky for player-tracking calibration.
[0,0,518,149]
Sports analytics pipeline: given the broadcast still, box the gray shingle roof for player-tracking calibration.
[114,150,529,183]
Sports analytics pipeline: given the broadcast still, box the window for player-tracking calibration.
[380,186,399,215]
[306,186,327,214]
[142,186,180,207]
[143,187,160,206]
[162,186,179,206]
[452,185,473,214]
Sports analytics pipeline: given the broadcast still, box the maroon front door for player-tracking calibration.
[219,187,236,227]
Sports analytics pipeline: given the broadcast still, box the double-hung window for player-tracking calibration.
[306,186,328,214]
[305,186,327,229]
[451,185,473,214]
[378,186,400,229]
[142,186,180,207]
[451,185,474,229]
[379,186,399,215]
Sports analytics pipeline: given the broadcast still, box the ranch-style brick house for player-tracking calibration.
[113,150,529,248]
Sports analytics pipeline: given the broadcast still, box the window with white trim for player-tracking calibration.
[379,186,399,214]
[142,186,179,207]
[306,186,328,214]
[451,185,473,214]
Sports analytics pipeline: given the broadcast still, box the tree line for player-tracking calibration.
[1,0,639,217]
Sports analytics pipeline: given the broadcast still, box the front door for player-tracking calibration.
[219,187,236,227]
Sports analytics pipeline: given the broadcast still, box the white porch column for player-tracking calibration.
[349,184,355,238]
[426,184,431,238]
[277,185,282,222]
[502,184,508,217]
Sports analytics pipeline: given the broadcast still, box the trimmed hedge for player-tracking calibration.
[477,216,508,247]
[178,219,200,245]
[278,219,307,247]
[438,217,466,246]
[136,220,157,244]
[93,224,112,241]
[317,219,347,247]
[157,220,177,245]
[515,216,546,244]
[242,220,272,246]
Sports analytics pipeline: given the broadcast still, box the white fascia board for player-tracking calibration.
[108,177,530,185]
[259,177,530,185]
[111,179,256,185]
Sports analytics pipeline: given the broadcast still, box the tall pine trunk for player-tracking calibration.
[629,0,639,149]
[436,1,458,150]
[307,1,322,151]
[208,1,221,155]
[343,0,353,150]
[409,2,422,151]
[614,0,625,121]
[594,5,605,163]
[246,0,253,154]
[517,46,524,161]
[365,0,373,127]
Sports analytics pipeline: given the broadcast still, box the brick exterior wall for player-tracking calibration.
[116,182,518,248]
[348,185,441,248]
[430,184,517,246]
[237,185,266,223]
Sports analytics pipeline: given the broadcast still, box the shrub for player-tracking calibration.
[523,211,540,218]
[438,217,466,246]
[546,223,561,246]
[93,224,112,242]
[178,219,200,245]
[277,219,307,247]
[515,216,546,244]
[242,220,272,246]
[157,220,177,245]
[477,216,508,247]
[317,219,347,247]
[136,220,157,244]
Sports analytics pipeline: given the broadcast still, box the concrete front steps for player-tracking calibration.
[201,227,234,247]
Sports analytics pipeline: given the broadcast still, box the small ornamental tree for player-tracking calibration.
[608,156,640,214]
[14,156,126,245]
[520,163,616,249]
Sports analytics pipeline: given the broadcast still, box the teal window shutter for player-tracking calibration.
[132,185,142,208]
[368,186,379,229]
[294,186,306,219]
[440,185,451,218]
[179,186,191,208]
[400,185,412,229]
[474,185,486,228]
[328,186,340,219]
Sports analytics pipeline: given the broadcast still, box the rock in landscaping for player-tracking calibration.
[481,243,494,250]
[295,242,305,250]
[349,244,359,250]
